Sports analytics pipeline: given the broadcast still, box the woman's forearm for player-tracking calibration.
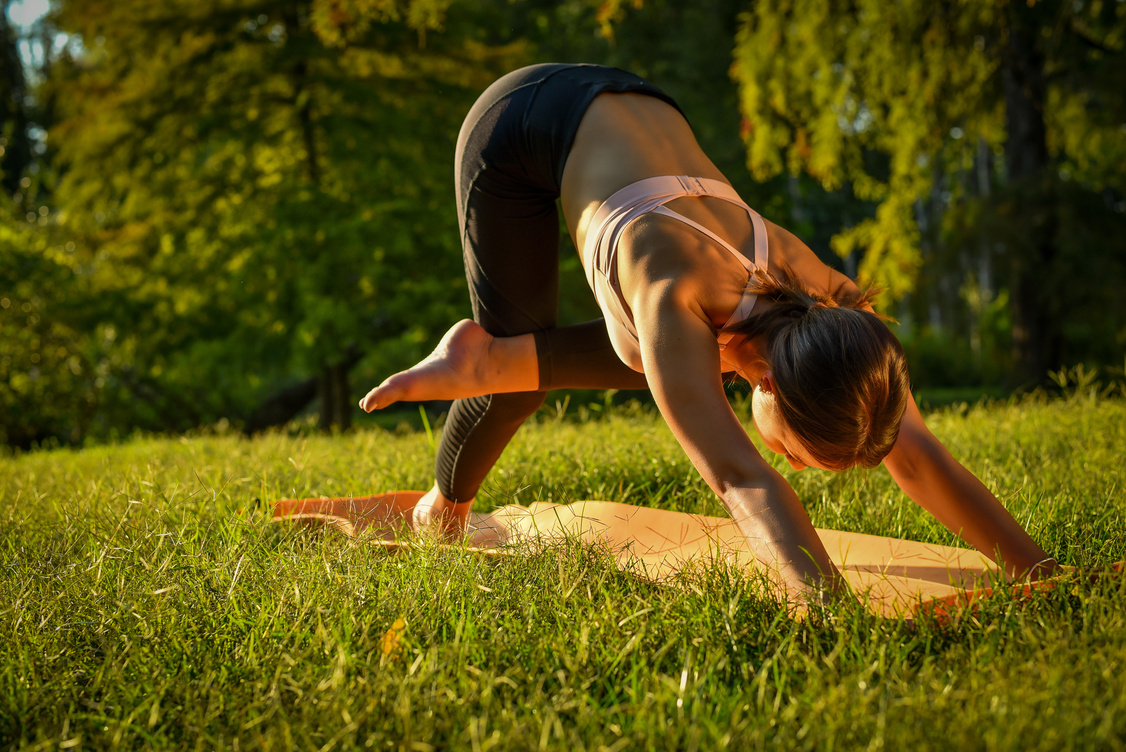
[893,446,1054,578]
[722,475,846,601]
[885,401,1056,579]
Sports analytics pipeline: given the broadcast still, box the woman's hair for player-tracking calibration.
[724,268,911,471]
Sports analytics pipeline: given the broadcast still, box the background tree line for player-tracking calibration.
[1,0,1123,449]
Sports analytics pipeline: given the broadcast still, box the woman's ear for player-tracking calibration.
[759,370,775,394]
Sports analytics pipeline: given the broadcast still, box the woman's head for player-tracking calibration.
[725,269,911,471]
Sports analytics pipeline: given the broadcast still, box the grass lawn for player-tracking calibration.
[2,391,1125,751]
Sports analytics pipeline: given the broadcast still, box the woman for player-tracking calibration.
[359,64,1056,605]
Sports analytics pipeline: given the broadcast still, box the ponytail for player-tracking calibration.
[723,268,910,470]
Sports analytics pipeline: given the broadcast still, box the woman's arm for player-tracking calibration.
[633,276,845,602]
[883,398,1058,579]
[800,252,1057,580]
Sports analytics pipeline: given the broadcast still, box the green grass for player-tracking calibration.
[2,392,1125,751]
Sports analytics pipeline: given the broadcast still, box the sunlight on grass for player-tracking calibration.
[1,394,1124,749]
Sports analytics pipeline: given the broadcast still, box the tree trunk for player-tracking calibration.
[242,349,361,435]
[0,7,31,194]
[317,362,353,432]
[243,377,318,434]
[288,24,350,432]
[1003,3,1061,385]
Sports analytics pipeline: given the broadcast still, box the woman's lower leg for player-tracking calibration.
[359,318,648,413]
[434,390,548,505]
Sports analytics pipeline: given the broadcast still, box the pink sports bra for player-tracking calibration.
[580,175,769,372]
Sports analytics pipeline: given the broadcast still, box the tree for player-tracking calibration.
[41,0,523,437]
[0,2,30,194]
[0,3,96,449]
[733,0,1126,384]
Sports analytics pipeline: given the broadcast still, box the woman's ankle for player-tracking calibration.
[484,332,540,394]
[413,484,474,533]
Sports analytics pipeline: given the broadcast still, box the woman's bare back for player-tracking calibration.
[561,92,843,335]
[560,93,727,241]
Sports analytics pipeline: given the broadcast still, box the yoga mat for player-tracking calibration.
[271,490,1074,620]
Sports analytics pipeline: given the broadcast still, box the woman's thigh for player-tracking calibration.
[453,64,682,339]
[454,65,574,337]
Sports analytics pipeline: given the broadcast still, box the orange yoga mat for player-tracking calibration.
[271,490,1078,620]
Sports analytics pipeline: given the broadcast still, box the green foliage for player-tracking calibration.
[733,0,1125,289]
[2,397,1126,749]
[27,0,528,440]
[734,0,993,295]
[0,205,97,447]
[10,0,1126,446]
[309,0,455,46]
[732,0,1126,378]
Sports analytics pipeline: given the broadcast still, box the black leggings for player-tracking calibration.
[436,64,684,502]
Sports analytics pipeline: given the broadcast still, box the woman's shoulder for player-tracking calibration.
[618,213,757,329]
[762,220,857,300]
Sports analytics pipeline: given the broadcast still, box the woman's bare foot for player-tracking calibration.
[359,320,492,411]
[412,483,473,537]
[359,319,538,411]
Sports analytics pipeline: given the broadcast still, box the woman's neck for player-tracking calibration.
[728,333,771,385]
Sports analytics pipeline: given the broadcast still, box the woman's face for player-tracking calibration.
[750,374,822,471]
[725,339,828,471]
